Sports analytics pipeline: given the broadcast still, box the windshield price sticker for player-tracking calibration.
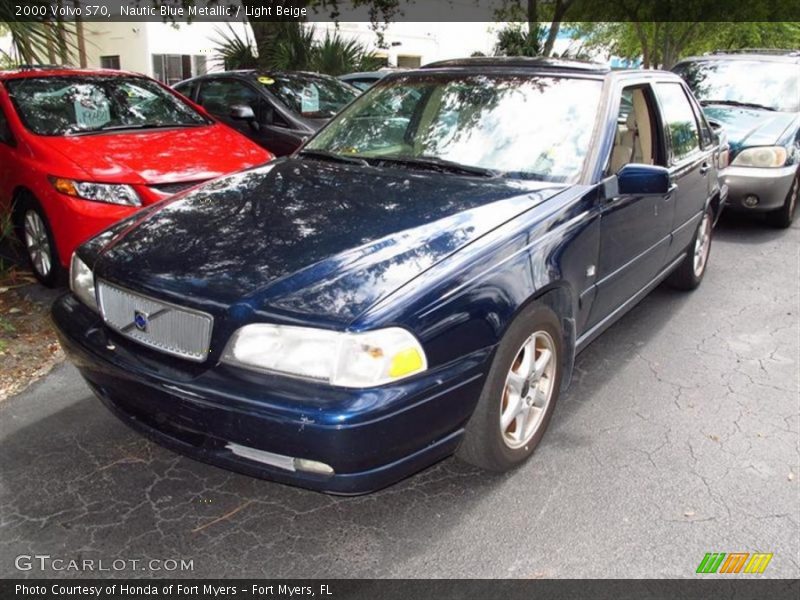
[74,99,111,129]
[301,85,320,114]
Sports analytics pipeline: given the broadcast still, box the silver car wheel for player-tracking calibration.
[24,210,52,278]
[500,330,557,449]
[693,213,711,277]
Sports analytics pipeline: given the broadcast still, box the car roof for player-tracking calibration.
[423,56,612,73]
[183,69,340,82]
[339,72,388,80]
[675,50,800,65]
[411,57,683,84]
[0,65,147,81]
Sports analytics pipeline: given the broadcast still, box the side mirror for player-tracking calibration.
[230,104,256,121]
[616,164,671,196]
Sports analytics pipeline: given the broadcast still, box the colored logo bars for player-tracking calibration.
[697,552,773,574]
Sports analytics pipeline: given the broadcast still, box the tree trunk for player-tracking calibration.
[527,0,539,37]
[633,22,650,69]
[74,0,87,68]
[543,22,561,56]
[542,0,573,57]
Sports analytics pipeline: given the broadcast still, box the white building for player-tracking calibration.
[80,20,249,83]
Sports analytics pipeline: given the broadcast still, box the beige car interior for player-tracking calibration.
[609,87,656,173]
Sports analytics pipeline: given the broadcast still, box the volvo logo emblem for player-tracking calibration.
[133,310,149,332]
[121,306,170,334]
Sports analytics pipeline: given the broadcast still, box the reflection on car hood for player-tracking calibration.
[42,124,270,185]
[96,158,564,325]
[703,105,798,155]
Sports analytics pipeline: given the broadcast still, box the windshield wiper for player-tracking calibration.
[700,99,776,112]
[297,149,369,166]
[68,123,205,136]
[373,155,499,178]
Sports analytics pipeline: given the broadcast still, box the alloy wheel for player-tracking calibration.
[24,210,52,279]
[500,330,557,449]
[693,214,712,277]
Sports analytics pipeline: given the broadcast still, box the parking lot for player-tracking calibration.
[0,213,797,579]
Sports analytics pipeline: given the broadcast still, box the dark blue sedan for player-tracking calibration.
[54,58,727,494]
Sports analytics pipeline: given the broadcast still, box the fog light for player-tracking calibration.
[294,458,335,476]
[743,194,760,208]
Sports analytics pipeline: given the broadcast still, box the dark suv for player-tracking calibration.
[175,70,359,156]
[673,51,800,228]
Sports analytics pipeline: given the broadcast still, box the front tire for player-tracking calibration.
[15,196,64,287]
[457,303,564,472]
[667,207,713,291]
[766,170,798,229]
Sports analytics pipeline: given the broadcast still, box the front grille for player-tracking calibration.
[149,181,207,196]
[97,281,213,362]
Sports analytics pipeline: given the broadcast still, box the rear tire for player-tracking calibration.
[667,207,713,291]
[457,303,564,472]
[14,195,64,288]
[766,170,798,229]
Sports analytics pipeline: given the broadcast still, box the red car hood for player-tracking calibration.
[45,124,270,184]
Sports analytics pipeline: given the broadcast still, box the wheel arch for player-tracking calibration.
[503,282,578,391]
[10,185,39,226]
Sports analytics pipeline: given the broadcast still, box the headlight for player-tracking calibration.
[221,324,427,388]
[731,146,788,168]
[50,177,141,206]
[70,253,98,311]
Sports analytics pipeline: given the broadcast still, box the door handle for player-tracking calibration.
[699,163,711,175]
[664,183,678,200]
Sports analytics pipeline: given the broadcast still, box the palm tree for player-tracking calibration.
[214,23,382,75]
[1,1,75,65]
[312,31,383,75]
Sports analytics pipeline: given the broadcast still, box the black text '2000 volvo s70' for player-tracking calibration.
[54,58,727,494]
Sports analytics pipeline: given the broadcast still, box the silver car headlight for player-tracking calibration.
[70,253,98,312]
[731,146,788,168]
[51,177,141,206]
[221,324,427,388]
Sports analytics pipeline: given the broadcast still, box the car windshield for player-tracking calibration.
[304,74,604,182]
[674,60,800,112]
[6,75,210,136]
[259,73,359,118]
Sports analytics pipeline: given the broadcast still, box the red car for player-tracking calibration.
[0,67,272,286]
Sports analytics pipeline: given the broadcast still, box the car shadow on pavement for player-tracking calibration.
[0,277,695,579]
[713,211,798,245]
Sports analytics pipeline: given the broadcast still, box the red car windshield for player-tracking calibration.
[6,75,210,136]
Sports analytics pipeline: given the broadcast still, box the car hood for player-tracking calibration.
[44,124,270,184]
[95,158,563,326]
[702,105,798,155]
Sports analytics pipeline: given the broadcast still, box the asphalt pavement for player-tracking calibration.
[1,212,798,579]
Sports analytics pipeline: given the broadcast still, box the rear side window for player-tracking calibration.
[655,82,701,164]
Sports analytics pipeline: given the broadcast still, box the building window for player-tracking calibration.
[152,54,207,86]
[397,55,421,68]
[100,55,121,70]
[192,55,208,77]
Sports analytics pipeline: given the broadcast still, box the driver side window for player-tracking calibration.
[608,85,661,174]
[198,79,260,117]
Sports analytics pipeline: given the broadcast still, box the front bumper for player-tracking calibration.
[52,294,489,494]
[722,164,797,212]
